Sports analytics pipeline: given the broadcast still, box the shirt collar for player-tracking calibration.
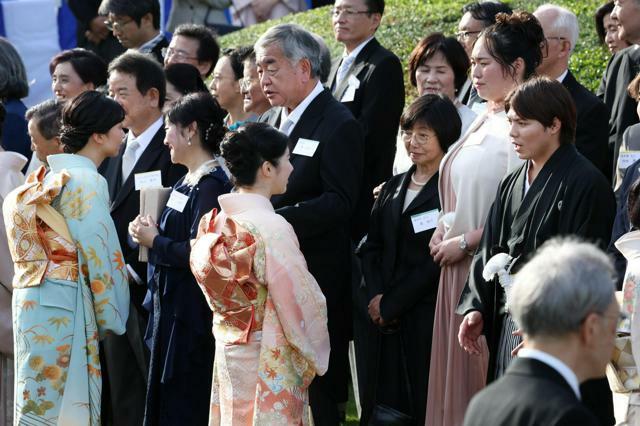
[343,36,374,61]
[518,348,581,399]
[556,69,569,83]
[280,81,324,130]
[127,116,163,152]
[139,32,164,53]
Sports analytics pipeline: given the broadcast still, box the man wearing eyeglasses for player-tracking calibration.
[533,5,610,179]
[99,0,168,64]
[163,24,220,78]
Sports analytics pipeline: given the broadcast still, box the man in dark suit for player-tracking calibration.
[101,51,185,426]
[534,4,611,178]
[464,239,618,426]
[99,0,168,63]
[328,0,403,241]
[255,24,364,426]
[598,0,640,180]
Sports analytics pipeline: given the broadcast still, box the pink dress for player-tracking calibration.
[190,193,330,425]
[425,112,522,425]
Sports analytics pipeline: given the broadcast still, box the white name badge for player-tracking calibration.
[618,150,640,170]
[134,170,162,190]
[292,138,320,157]
[411,209,439,234]
[166,190,189,213]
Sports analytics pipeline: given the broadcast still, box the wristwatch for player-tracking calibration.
[459,234,474,256]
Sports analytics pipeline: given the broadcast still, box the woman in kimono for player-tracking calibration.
[128,92,232,425]
[425,11,545,426]
[3,90,130,425]
[190,122,330,425]
[359,94,460,425]
[457,77,616,423]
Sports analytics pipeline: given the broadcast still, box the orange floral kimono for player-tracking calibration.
[2,154,129,425]
[190,192,330,425]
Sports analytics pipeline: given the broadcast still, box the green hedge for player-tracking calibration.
[220,0,610,97]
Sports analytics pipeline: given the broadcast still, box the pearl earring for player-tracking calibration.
[187,136,192,146]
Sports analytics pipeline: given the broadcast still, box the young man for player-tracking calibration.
[99,0,168,63]
[164,24,220,79]
[100,51,185,426]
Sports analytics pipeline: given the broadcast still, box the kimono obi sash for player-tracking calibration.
[191,211,267,344]
[4,167,79,289]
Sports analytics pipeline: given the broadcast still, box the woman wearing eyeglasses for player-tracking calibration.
[359,94,460,425]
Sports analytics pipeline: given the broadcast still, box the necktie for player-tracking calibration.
[122,139,140,181]
[279,118,294,136]
[335,55,355,90]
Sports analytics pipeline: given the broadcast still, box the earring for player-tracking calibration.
[187,136,192,146]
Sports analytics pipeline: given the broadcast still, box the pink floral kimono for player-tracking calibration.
[190,193,330,425]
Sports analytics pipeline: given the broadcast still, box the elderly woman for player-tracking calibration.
[190,122,329,424]
[0,37,30,163]
[50,48,108,101]
[595,1,630,55]
[426,11,545,425]
[360,94,461,425]
[393,33,476,174]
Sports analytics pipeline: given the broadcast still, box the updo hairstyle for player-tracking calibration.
[482,11,545,80]
[220,122,289,187]
[60,90,124,153]
[166,91,226,156]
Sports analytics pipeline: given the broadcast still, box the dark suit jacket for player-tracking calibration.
[563,70,611,179]
[464,357,599,426]
[597,45,640,181]
[101,124,186,311]
[149,37,168,64]
[271,88,363,401]
[329,38,404,240]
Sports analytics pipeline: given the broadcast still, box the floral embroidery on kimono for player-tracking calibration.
[3,154,129,425]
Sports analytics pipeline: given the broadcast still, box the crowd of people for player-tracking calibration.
[1,0,640,425]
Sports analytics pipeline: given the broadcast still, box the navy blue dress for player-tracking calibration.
[142,166,231,426]
[1,99,30,172]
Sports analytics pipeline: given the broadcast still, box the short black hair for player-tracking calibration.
[364,0,384,14]
[0,103,5,140]
[165,63,207,96]
[462,1,513,27]
[221,122,290,187]
[506,77,576,146]
[26,99,64,140]
[167,92,227,156]
[99,0,161,29]
[408,33,470,94]
[109,51,167,109]
[173,24,220,77]
[60,90,125,153]
[49,48,108,88]
[594,1,615,44]
[400,94,462,153]
[0,37,28,100]
[222,47,249,80]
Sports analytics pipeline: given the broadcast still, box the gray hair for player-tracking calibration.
[311,32,332,84]
[510,238,616,339]
[254,24,323,79]
[534,4,579,51]
[26,99,64,140]
[0,37,28,100]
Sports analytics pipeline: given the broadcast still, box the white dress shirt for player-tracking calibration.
[518,348,581,399]
[556,69,569,84]
[122,116,164,178]
[279,81,324,136]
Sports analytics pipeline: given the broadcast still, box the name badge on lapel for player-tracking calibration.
[134,170,162,190]
[166,190,189,213]
[411,209,439,234]
[292,138,320,157]
[341,75,361,103]
[618,150,640,170]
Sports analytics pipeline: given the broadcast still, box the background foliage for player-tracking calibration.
[220,0,610,98]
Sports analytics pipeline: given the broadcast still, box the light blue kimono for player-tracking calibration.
[4,154,130,425]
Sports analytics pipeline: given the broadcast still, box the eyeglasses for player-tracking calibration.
[104,17,134,32]
[456,30,481,41]
[401,130,434,145]
[240,77,258,91]
[329,8,372,17]
[162,47,198,61]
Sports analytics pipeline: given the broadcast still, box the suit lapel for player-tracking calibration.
[107,142,126,202]
[509,357,579,400]
[111,126,166,212]
[403,172,439,215]
[332,39,380,101]
[390,166,414,229]
[288,89,331,148]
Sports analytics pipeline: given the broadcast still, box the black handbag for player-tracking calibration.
[368,327,414,425]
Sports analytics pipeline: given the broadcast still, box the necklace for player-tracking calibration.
[411,173,428,186]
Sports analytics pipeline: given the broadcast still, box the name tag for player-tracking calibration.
[411,209,439,234]
[618,150,640,170]
[341,75,360,103]
[292,138,320,157]
[165,190,189,213]
[134,170,162,190]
